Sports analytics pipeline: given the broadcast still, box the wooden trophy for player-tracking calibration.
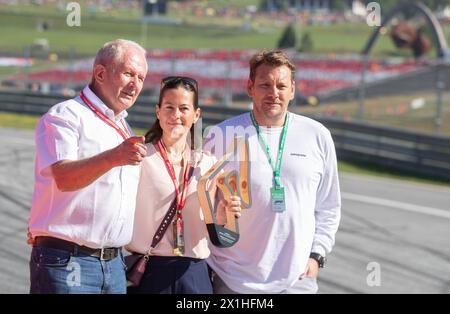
[198,137,251,247]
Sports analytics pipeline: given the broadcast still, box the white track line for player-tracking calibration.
[342,192,450,219]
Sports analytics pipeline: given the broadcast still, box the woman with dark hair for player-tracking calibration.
[126,76,241,294]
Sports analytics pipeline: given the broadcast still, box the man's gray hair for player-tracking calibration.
[93,39,146,68]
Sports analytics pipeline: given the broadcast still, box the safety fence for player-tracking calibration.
[1,90,449,181]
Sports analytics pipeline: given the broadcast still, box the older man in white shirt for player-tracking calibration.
[28,39,148,294]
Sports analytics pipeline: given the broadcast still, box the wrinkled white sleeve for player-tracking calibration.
[311,130,341,256]
[35,112,79,177]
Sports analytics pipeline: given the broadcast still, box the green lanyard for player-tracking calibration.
[250,111,289,189]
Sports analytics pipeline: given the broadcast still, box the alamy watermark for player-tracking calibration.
[366,261,381,287]
[366,2,381,27]
[66,2,81,27]
[66,261,81,287]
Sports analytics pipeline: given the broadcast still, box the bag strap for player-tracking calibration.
[148,166,195,253]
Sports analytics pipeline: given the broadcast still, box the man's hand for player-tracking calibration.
[52,136,147,191]
[108,136,147,166]
[300,258,320,279]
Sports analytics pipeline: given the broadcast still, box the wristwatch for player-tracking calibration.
[309,253,326,268]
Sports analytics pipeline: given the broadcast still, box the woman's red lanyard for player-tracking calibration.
[156,139,190,220]
[80,91,131,140]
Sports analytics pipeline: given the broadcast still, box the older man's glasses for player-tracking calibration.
[161,76,198,91]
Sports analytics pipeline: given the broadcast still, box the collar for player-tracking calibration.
[81,85,128,121]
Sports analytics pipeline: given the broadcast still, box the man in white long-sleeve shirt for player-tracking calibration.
[204,49,341,294]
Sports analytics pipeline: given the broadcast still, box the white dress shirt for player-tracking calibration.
[28,86,140,248]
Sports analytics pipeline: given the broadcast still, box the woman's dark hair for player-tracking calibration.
[144,76,199,145]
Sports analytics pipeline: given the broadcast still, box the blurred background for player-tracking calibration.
[0,0,449,294]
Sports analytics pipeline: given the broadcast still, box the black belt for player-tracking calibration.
[34,236,120,261]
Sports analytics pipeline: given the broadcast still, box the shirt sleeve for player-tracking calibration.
[35,111,79,177]
[311,129,341,256]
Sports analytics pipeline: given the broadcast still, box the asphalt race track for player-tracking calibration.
[0,127,449,294]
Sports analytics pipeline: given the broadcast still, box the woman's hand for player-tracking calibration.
[223,195,242,218]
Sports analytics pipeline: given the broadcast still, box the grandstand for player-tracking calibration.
[5,49,424,105]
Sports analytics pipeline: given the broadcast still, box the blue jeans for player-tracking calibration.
[29,246,127,294]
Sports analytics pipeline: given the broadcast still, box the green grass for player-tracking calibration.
[296,23,405,56]
[0,59,66,82]
[1,1,450,56]
[0,8,411,56]
[295,92,450,136]
[0,66,24,76]
[0,111,148,135]
[0,111,39,129]
[0,1,142,19]
[1,111,448,186]
[194,0,260,8]
[0,11,284,54]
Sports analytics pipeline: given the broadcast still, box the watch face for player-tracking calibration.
[319,257,326,268]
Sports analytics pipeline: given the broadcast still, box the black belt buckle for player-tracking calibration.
[99,248,115,260]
